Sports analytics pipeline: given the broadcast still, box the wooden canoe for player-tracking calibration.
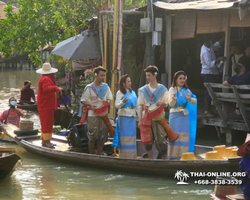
[17,104,38,111]
[0,147,21,180]
[1,124,241,177]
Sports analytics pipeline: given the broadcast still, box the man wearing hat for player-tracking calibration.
[36,63,61,148]
[20,80,36,104]
[237,133,250,200]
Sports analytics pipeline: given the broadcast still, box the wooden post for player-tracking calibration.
[223,11,231,82]
[145,0,155,68]
[222,11,231,122]
[165,14,172,88]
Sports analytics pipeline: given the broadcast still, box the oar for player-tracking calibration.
[3,107,12,124]
[59,93,71,114]
[59,94,75,129]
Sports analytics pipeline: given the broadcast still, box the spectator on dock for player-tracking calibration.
[223,63,250,86]
[229,43,243,77]
[0,97,23,127]
[237,134,250,200]
[200,36,226,117]
[20,80,36,105]
[238,46,250,73]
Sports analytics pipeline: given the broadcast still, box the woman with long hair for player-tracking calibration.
[112,74,138,158]
[168,71,197,159]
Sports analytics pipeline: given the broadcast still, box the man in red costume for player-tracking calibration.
[36,63,61,148]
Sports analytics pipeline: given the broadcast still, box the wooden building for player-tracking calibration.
[139,0,250,145]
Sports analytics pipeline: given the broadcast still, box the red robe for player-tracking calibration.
[37,74,60,140]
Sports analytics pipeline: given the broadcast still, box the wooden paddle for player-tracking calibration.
[59,94,76,129]
[3,107,12,124]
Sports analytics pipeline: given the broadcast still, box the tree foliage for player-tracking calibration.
[0,0,145,65]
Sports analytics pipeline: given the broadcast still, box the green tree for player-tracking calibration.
[0,0,145,65]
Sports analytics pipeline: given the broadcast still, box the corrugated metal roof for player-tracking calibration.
[154,0,239,11]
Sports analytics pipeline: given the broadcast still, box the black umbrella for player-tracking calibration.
[51,30,101,60]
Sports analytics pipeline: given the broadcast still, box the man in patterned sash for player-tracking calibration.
[138,65,176,159]
[81,66,113,155]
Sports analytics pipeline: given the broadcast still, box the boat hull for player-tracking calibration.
[0,153,21,180]
[2,124,241,177]
[17,104,37,111]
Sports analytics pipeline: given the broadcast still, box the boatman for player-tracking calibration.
[81,66,113,155]
[36,63,61,149]
[20,80,36,105]
[138,65,178,159]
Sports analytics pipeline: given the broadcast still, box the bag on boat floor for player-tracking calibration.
[67,124,89,148]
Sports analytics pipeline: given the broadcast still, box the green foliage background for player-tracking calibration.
[0,0,145,65]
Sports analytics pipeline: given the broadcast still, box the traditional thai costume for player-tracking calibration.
[80,82,113,146]
[37,74,61,141]
[112,90,138,158]
[168,86,197,159]
[138,84,169,156]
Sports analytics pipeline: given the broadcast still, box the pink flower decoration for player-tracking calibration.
[79,75,83,80]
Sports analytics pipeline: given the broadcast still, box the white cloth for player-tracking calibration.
[115,90,137,117]
[200,41,221,75]
[231,53,244,76]
[137,84,169,107]
[81,82,113,116]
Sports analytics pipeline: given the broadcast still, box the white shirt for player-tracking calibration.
[200,41,221,75]
[115,90,137,117]
[137,84,168,107]
[81,83,113,116]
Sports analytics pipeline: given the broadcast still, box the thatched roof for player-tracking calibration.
[0,1,18,20]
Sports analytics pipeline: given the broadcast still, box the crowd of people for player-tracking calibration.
[80,65,197,160]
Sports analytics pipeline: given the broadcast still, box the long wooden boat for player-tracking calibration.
[1,124,241,177]
[0,147,21,180]
[17,104,38,111]
[0,132,15,143]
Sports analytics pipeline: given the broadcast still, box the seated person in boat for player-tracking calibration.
[81,66,114,155]
[0,97,24,127]
[237,134,250,200]
[20,80,36,105]
[138,65,178,159]
[112,74,138,158]
[168,71,197,159]
[58,90,71,107]
[223,63,250,86]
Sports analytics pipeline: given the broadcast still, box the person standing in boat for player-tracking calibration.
[0,97,24,127]
[36,63,62,149]
[138,65,178,159]
[81,66,113,155]
[237,134,250,200]
[168,71,197,159]
[113,74,138,158]
[20,80,36,105]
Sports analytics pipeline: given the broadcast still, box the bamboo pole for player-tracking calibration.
[110,0,118,119]
[104,20,108,83]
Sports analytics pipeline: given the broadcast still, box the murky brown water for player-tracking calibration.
[0,68,242,200]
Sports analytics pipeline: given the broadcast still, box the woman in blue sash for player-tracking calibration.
[113,74,138,158]
[168,71,197,159]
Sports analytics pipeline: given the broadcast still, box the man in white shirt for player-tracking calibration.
[200,36,226,117]
[81,66,113,155]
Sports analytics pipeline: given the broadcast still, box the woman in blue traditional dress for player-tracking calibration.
[113,74,138,158]
[168,71,197,159]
